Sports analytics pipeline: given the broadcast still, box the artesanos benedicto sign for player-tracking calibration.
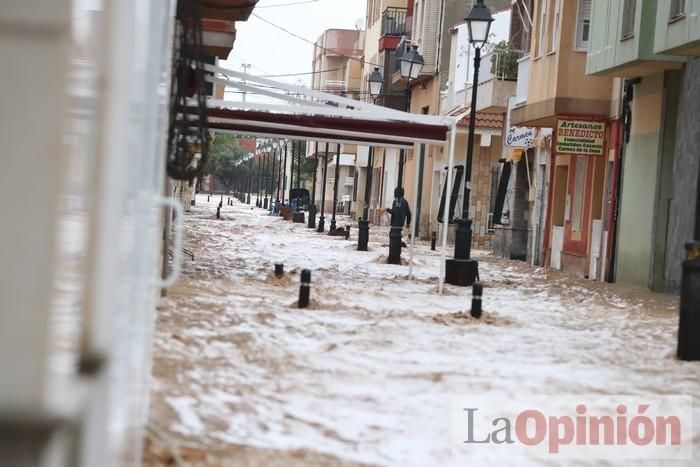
[556,119,606,156]
[505,126,535,148]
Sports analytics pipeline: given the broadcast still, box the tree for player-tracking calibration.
[490,41,519,80]
[204,133,248,189]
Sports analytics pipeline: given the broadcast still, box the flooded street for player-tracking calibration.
[145,195,700,466]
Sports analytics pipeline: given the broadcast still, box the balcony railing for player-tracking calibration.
[381,7,407,36]
[321,79,347,89]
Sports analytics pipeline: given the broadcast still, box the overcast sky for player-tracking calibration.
[220,0,367,101]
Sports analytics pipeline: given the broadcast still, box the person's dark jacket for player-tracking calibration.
[386,197,411,227]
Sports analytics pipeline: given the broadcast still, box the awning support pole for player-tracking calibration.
[439,120,458,294]
[409,142,420,281]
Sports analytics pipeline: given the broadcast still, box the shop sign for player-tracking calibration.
[556,119,606,156]
[505,126,536,148]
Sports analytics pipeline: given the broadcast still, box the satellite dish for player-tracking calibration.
[354,17,364,30]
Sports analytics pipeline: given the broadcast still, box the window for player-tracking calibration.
[549,0,561,52]
[575,0,591,50]
[621,0,637,39]
[414,1,423,47]
[536,0,547,56]
[670,0,686,18]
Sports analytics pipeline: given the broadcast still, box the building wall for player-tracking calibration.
[665,57,700,293]
[365,0,408,66]
[515,0,613,125]
[616,73,666,288]
[470,133,504,249]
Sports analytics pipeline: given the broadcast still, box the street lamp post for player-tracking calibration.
[263,151,269,209]
[281,141,288,205]
[317,142,329,233]
[290,141,296,208]
[358,67,384,251]
[308,142,319,229]
[276,142,282,208]
[445,0,493,286]
[267,147,277,212]
[329,144,341,232]
[246,156,252,205]
[269,142,277,213]
[255,154,263,208]
[296,140,302,210]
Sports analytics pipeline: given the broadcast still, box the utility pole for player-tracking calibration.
[330,144,341,232]
[317,142,329,233]
[308,142,319,229]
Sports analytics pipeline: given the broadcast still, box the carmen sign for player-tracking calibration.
[505,126,536,148]
[556,119,606,156]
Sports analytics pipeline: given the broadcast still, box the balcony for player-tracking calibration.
[465,78,517,113]
[321,79,348,90]
[587,0,684,77]
[463,49,518,113]
[654,0,700,55]
[381,7,407,37]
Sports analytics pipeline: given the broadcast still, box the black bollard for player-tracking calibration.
[216,206,220,219]
[219,200,223,209]
[307,204,317,229]
[431,231,437,251]
[207,195,210,202]
[470,281,483,319]
[357,220,369,251]
[274,263,284,278]
[298,269,311,308]
[345,225,350,240]
[388,226,402,264]
[678,241,700,360]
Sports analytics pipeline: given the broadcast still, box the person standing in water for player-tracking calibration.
[384,187,411,247]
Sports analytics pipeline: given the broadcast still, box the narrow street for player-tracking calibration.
[145,195,700,466]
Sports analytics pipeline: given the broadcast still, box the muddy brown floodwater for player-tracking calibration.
[144,195,700,466]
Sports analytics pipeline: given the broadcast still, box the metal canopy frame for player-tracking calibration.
[199,64,469,293]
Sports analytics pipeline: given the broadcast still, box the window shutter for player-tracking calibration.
[419,0,440,72]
